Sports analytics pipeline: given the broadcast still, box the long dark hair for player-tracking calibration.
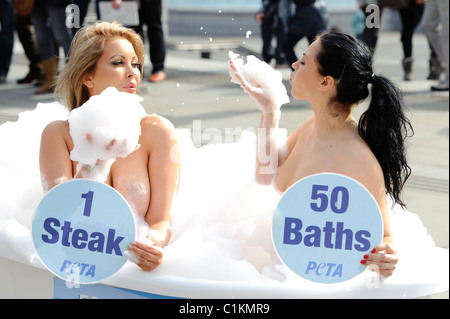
[315,32,413,207]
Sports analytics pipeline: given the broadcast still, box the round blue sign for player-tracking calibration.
[32,179,136,284]
[272,173,383,284]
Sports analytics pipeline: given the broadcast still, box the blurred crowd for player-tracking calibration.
[1,0,449,93]
[255,0,448,91]
[0,0,167,95]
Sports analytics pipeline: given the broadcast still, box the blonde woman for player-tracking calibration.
[39,22,180,272]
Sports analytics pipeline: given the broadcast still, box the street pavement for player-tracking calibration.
[0,29,448,298]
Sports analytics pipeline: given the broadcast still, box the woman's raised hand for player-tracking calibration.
[228,51,289,114]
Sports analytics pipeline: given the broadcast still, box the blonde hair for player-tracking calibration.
[55,22,145,111]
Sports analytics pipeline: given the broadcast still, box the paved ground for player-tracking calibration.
[0,29,448,298]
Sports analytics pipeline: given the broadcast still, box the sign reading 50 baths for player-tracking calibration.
[32,180,136,284]
[272,173,383,284]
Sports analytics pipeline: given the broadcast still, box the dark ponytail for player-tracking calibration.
[316,32,413,207]
[358,74,413,207]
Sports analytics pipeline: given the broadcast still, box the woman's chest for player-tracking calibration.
[110,151,150,217]
[275,137,344,192]
[65,124,151,217]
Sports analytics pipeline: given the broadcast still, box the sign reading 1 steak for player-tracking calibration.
[272,173,383,284]
[32,179,136,284]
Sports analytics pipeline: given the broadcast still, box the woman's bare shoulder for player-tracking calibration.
[141,114,175,134]
[44,119,69,130]
[141,114,175,131]
[41,120,70,139]
[140,114,177,145]
[287,115,315,149]
[341,138,385,195]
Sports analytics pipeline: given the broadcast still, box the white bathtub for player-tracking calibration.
[1,249,448,299]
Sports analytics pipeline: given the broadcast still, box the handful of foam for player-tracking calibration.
[68,87,146,167]
[229,51,289,111]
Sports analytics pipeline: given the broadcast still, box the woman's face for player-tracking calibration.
[289,39,323,100]
[84,37,141,96]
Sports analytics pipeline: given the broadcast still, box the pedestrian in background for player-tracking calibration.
[358,0,380,51]
[398,0,426,81]
[14,0,45,85]
[71,0,92,36]
[422,0,449,91]
[282,0,328,68]
[255,0,290,67]
[136,0,167,82]
[0,0,16,84]
[352,8,366,40]
[358,0,429,82]
[31,0,73,94]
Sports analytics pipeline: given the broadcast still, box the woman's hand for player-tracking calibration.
[361,243,398,279]
[255,13,264,24]
[229,59,281,113]
[127,241,164,272]
[74,134,118,181]
[112,0,122,10]
[86,133,116,150]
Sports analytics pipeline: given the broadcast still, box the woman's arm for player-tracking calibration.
[39,120,117,188]
[256,111,285,184]
[145,116,180,245]
[39,121,73,191]
[350,152,398,279]
[229,59,290,184]
[363,195,398,279]
[127,116,180,271]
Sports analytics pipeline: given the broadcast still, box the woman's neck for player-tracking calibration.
[310,101,356,140]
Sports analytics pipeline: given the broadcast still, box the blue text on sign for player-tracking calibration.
[282,184,372,251]
[305,261,343,278]
[61,260,96,277]
[283,219,371,251]
[41,218,124,256]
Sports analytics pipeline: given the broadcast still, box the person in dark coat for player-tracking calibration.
[256,0,290,66]
[31,0,73,93]
[282,0,328,67]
